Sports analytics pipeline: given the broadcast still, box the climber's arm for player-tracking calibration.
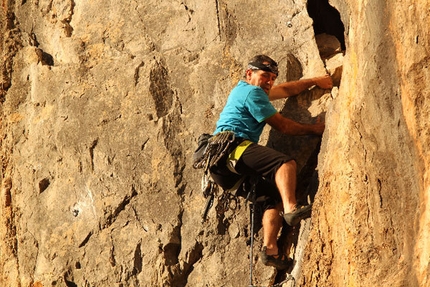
[268,75,333,101]
[265,112,325,136]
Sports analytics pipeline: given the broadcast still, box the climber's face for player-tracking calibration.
[246,67,277,94]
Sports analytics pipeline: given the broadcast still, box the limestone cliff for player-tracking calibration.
[0,0,428,287]
[300,1,430,286]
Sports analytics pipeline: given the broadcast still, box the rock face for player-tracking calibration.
[300,1,430,286]
[0,1,428,287]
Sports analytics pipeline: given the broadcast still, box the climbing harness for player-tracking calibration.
[227,139,252,174]
[193,131,236,171]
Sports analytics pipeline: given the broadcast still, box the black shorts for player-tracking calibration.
[235,143,294,184]
[210,141,294,210]
[235,143,294,209]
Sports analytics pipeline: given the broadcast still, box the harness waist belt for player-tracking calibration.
[227,140,252,174]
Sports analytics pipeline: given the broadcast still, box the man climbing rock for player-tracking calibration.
[210,54,332,269]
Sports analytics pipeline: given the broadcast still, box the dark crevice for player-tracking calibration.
[215,0,221,40]
[164,242,181,266]
[64,0,76,37]
[64,279,77,287]
[169,241,204,287]
[78,231,93,248]
[133,61,145,86]
[88,138,98,172]
[102,186,138,229]
[38,177,50,193]
[149,60,173,118]
[307,0,346,50]
[64,269,78,287]
[37,49,54,66]
[132,241,143,275]
[163,223,182,266]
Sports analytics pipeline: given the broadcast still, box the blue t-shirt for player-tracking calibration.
[214,80,277,143]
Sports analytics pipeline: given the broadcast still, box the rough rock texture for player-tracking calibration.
[300,1,430,287]
[0,0,428,287]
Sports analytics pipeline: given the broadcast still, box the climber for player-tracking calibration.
[210,54,332,270]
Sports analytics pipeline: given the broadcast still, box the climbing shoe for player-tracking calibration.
[283,204,312,226]
[260,246,292,270]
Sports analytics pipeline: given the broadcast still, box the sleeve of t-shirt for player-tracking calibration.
[245,88,278,123]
